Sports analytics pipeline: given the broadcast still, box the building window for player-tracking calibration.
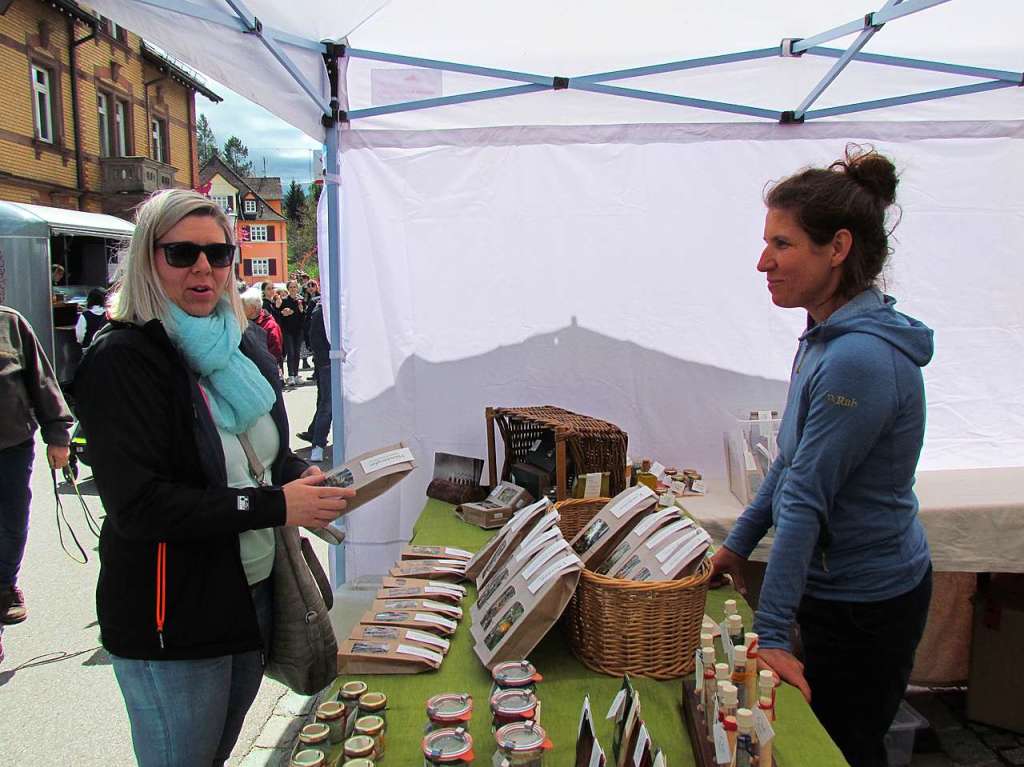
[251,258,270,276]
[249,224,268,242]
[211,195,232,213]
[151,117,168,163]
[31,64,54,143]
[115,100,128,155]
[244,199,257,215]
[97,93,110,156]
[101,16,127,43]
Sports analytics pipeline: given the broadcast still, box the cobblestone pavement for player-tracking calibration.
[908,688,1024,767]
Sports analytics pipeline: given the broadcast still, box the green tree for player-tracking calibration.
[196,114,217,167]
[283,180,307,223]
[289,183,320,270]
[222,135,254,177]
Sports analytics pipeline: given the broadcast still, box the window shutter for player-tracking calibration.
[240,225,250,242]
[268,259,277,276]
[243,259,253,276]
[267,225,275,241]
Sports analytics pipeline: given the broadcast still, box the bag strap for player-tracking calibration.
[237,432,267,487]
[299,535,334,610]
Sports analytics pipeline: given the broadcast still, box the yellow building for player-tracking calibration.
[0,0,221,216]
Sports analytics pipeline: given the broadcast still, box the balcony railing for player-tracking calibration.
[100,156,177,194]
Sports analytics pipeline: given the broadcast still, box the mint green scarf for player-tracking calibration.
[166,300,276,434]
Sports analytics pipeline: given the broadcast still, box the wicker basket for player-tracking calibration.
[556,498,711,681]
[486,406,628,500]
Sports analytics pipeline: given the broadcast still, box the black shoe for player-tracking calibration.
[0,585,26,625]
[295,431,313,443]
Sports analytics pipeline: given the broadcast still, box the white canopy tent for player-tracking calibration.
[87,0,1024,583]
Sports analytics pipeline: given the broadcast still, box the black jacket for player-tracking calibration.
[308,301,330,367]
[74,318,307,659]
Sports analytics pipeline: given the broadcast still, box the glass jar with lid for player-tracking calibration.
[344,735,376,761]
[426,693,473,732]
[354,714,386,760]
[316,700,348,744]
[340,681,369,735]
[494,721,553,767]
[422,726,474,766]
[289,749,326,767]
[490,688,538,731]
[491,660,543,696]
[297,723,331,752]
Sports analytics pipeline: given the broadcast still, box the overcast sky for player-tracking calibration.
[197,78,323,190]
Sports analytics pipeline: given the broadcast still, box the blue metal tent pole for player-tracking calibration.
[804,79,1017,120]
[321,45,347,589]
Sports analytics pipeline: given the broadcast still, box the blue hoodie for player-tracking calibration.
[724,288,933,651]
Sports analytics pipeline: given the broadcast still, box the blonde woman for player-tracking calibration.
[75,189,353,766]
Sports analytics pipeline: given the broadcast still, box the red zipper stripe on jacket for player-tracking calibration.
[156,541,167,649]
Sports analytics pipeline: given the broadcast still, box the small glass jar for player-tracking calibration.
[297,723,331,752]
[341,681,369,735]
[426,693,473,732]
[289,749,326,767]
[355,714,386,760]
[358,691,388,721]
[494,721,553,767]
[422,726,474,766]
[491,660,542,696]
[316,700,348,744]
[344,735,376,761]
[490,688,538,731]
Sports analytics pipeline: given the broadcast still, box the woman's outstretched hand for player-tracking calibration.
[283,473,354,529]
[710,545,749,596]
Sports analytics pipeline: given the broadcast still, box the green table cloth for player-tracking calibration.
[322,499,847,766]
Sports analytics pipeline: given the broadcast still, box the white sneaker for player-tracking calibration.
[310,446,324,463]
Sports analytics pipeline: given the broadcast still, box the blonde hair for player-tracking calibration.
[109,189,245,329]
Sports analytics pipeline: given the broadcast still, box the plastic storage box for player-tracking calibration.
[725,410,781,506]
[884,699,929,767]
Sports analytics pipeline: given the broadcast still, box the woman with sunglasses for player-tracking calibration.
[74,189,354,766]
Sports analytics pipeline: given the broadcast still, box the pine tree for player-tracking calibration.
[222,135,254,177]
[283,180,307,223]
[196,114,217,167]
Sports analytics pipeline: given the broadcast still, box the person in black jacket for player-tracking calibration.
[301,300,331,463]
[277,280,304,387]
[74,189,354,766]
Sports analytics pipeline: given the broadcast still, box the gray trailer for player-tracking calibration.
[0,201,134,386]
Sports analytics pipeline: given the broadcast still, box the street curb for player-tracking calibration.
[239,690,323,767]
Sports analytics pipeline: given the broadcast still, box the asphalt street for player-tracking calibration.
[0,377,325,764]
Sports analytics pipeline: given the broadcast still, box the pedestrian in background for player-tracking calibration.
[75,287,109,350]
[277,280,304,387]
[296,300,331,462]
[241,289,283,371]
[74,189,352,765]
[0,305,73,664]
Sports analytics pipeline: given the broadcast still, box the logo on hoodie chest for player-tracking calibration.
[825,392,858,409]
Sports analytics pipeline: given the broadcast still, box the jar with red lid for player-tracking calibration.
[422,726,474,766]
[495,720,553,767]
[490,688,538,731]
[426,693,473,732]
[490,660,543,696]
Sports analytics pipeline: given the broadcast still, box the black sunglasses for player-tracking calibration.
[157,241,236,269]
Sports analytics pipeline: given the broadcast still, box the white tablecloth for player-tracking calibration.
[678,467,1024,573]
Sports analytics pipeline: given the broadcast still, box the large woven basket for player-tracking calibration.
[556,498,711,681]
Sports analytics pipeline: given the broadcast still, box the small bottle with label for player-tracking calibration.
[758,670,776,721]
[727,614,744,647]
[719,682,739,724]
[637,459,658,491]
[744,633,760,707]
[734,708,756,767]
[723,600,737,623]
[722,715,738,766]
[709,664,730,742]
[731,646,748,709]
[700,646,717,714]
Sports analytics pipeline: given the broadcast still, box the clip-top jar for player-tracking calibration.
[289,749,326,767]
[490,688,538,731]
[491,660,543,695]
[316,700,348,744]
[297,723,331,751]
[340,681,368,735]
[354,715,386,760]
[426,693,473,732]
[344,735,376,761]
[422,726,474,766]
[495,720,553,767]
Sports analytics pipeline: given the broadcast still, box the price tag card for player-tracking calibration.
[713,721,732,765]
[720,620,736,670]
[606,689,627,721]
[694,648,705,694]
[753,707,776,744]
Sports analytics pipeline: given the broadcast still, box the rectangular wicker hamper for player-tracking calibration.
[555,497,711,680]
[486,406,628,501]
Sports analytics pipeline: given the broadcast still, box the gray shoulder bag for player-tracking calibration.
[237,433,343,694]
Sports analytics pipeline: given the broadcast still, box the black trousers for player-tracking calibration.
[797,566,932,767]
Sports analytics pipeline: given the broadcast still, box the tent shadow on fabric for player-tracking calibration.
[339,316,787,578]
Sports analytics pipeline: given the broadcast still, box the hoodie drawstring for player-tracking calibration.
[156,541,167,649]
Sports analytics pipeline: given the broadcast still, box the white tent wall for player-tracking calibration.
[335,125,1024,579]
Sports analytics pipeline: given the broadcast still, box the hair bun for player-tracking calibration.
[840,145,898,206]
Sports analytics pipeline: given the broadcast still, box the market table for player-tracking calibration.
[678,468,1024,685]
[322,499,847,766]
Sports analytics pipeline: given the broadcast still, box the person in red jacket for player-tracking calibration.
[242,290,283,367]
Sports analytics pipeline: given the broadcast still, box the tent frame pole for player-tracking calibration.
[132,0,323,50]
[791,0,952,54]
[805,79,1018,120]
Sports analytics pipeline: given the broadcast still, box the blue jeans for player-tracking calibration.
[111,578,273,766]
[0,440,35,586]
[308,362,332,448]
[283,332,302,378]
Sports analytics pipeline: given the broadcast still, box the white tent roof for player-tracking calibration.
[87,1,1024,138]
[0,201,135,238]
